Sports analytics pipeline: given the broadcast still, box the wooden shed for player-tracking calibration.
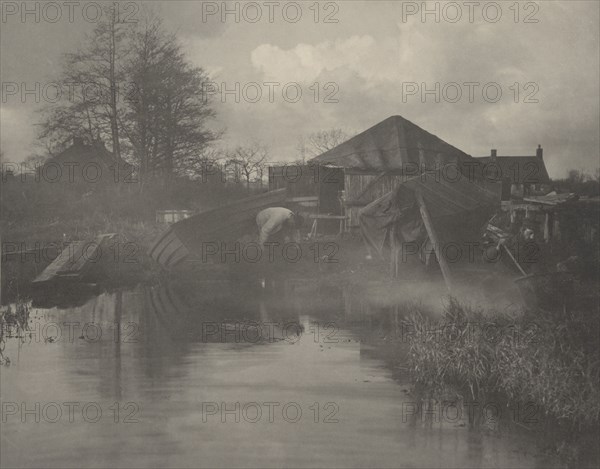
[305,115,475,231]
[268,164,345,235]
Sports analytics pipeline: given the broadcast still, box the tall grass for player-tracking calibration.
[0,299,31,365]
[405,297,600,428]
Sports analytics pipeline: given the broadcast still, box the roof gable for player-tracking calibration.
[475,156,550,184]
[48,140,131,170]
[309,115,472,172]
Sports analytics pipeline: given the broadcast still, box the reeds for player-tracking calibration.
[405,297,600,427]
[0,298,31,365]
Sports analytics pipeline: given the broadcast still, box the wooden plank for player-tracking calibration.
[33,234,117,283]
[353,171,388,202]
[501,244,527,276]
[415,190,455,292]
[60,234,116,276]
[344,200,370,207]
[33,241,85,283]
[308,215,348,220]
[390,224,398,278]
[286,196,319,203]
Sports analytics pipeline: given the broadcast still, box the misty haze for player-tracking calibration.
[1,2,599,468]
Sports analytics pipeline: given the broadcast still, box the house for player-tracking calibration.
[41,137,133,185]
[474,146,551,200]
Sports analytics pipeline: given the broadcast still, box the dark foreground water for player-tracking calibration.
[1,278,562,468]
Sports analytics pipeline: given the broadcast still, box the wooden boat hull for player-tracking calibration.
[148,189,288,270]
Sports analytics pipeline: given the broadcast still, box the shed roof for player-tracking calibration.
[49,139,131,170]
[309,115,472,172]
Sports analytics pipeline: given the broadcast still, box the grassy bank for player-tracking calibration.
[403,297,599,464]
[2,214,163,252]
[0,299,30,365]
[1,212,165,305]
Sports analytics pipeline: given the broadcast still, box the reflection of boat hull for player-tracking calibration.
[148,229,192,270]
[145,279,263,331]
[145,281,189,335]
[144,278,307,342]
[149,189,287,270]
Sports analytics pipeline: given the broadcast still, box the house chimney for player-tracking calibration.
[536,144,543,159]
[491,149,497,161]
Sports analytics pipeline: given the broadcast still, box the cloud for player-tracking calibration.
[251,35,395,85]
[244,4,599,175]
[1,0,598,177]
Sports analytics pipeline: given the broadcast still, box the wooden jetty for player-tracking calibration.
[32,234,117,284]
[148,189,288,270]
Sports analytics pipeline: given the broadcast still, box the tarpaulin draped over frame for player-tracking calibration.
[359,186,424,258]
[358,170,502,260]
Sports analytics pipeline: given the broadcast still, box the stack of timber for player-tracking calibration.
[149,189,288,270]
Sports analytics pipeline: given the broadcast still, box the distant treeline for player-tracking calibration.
[552,169,600,197]
[1,171,261,223]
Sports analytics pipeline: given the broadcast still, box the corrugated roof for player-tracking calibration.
[309,115,472,172]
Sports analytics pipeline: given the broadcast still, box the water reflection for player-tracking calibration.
[1,278,559,468]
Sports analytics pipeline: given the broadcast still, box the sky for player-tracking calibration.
[1,0,599,177]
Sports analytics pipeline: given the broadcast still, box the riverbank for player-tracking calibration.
[1,214,163,249]
[1,216,164,304]
[402,296,600,467]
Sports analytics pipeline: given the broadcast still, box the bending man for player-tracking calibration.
[256,207,303,246]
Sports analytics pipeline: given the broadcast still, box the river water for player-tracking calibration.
[1,277,561,468]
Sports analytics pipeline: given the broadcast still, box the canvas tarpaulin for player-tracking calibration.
[359,170,501,261]
[359,186,424,257]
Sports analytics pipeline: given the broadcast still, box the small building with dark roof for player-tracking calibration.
[42,137,134,185]
[475,146,551,200]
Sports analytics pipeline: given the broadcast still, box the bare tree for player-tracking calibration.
[123,14,164,180]
[179,146,225,181]
[553,168,600,197]
[297,128,354,160]
[226,143,269,188]
[123,12,218,184]
[567,169,589,185]
[39,3,129,158]
[39,7,218,187]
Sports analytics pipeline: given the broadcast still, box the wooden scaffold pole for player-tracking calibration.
[415,189,455,292]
